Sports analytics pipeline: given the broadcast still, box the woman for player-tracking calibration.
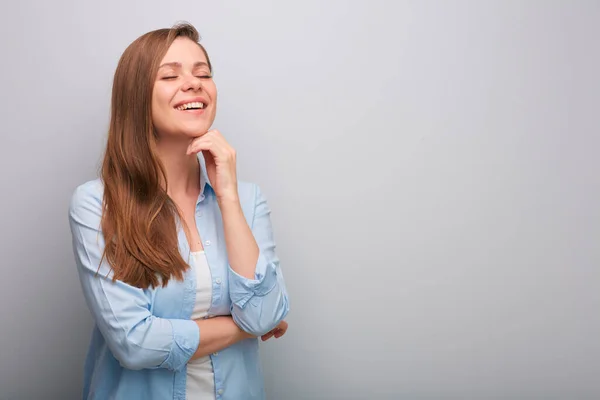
[68,22,290,400]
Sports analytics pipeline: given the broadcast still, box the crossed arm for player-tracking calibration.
[68,183,289,371]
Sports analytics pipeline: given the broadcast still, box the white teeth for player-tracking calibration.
[176,102,205,110]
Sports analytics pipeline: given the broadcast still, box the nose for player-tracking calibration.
[182,75,202,92]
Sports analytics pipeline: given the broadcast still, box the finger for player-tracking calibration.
[261,330,274,339]
[205,129,227,144]
[186,137,216,155]
[193,130,226,148]
[196,130,234,155]
[187,135,231,158]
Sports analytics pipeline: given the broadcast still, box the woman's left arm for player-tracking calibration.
[219,185,290,336]
[187,130,289,336]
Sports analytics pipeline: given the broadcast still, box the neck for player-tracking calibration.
[155,136,200,199]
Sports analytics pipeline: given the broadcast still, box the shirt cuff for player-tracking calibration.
[158,319,199,371]
[229,252,279,309]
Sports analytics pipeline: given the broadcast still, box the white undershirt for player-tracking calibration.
[186,250,216,400]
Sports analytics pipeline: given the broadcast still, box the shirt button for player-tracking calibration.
[215,278,222,285]
[217,389,223,395]
[197,211,203,217]
[213,352,218,356]
[205,240,211,246]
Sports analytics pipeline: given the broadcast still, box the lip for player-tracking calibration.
[173,97,209,109]
[178,108,205,116]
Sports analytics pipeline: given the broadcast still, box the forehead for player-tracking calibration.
[160,37,207,66]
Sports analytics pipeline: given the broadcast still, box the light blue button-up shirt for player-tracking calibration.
[68,156,290,400]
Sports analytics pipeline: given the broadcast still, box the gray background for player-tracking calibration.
[1,1,599,399]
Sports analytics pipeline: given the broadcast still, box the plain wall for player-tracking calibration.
[1,1,599,399]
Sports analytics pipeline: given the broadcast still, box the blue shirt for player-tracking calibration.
[68,156,290,400]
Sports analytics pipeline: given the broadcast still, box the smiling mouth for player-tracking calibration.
[175,101,206,111]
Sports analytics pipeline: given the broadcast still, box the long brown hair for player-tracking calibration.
[100,22,212,289]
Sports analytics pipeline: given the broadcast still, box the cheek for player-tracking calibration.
[152,88,175,127]
[154,88,170,109]
[208,82,218,99]
[207,84,218,112]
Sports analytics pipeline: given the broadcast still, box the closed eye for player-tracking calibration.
[162,76,177,80]
[197,75,212,79]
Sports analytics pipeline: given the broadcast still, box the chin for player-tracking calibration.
[180,125,211,138]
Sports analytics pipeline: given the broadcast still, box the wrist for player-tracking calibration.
[217,194,242,210]
[230,319,254,340]
[226,317,254,342]
[237,328,255,340]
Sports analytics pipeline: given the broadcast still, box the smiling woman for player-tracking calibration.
[153,41,216,139]
[68,22,290,400]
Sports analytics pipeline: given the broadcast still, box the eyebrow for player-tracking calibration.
[158,61,209,69]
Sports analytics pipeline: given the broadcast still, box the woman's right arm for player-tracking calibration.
[69,183,249,371]
[191,317,253,360]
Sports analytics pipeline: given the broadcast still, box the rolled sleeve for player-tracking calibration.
[157,318,200,371]
[229,257,279,309]
[229,184,290,336]
[68,183,199,372]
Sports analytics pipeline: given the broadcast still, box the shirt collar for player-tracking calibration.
[197,152,212,198]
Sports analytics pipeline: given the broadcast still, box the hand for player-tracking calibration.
[261,320,288,342]
[186,129,238,202]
